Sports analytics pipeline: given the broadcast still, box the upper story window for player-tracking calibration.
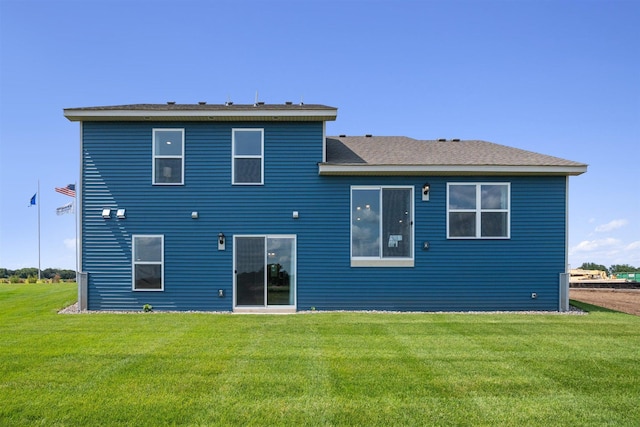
[351,186,414,267]
[447,183,510,239]
[153,129,184,185]
[232,129,264,185]
[132,235,164,291]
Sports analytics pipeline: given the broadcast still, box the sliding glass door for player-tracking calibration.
[234,235,296,308]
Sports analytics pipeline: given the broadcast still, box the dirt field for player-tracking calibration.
[570,289,640,316]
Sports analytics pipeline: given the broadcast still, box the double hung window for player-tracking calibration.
[153,129,184,185]
[132,235,164,291]
[233,129,264,185]
[351,186,413,267]
[447,183,510,238]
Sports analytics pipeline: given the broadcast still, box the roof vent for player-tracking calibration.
[254,101,265,107]
[365,134,372,138]
[225,101,234,106]
[167,101,176,105]
[285,101,293,105]
[451,138,461,142]
[339,134,346,137]
[437,138,446,142]
[198,101,207,105]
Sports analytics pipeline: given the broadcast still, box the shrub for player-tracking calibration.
[9,275,22,284]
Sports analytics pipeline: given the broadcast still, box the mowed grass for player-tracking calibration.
[1,284,639,426]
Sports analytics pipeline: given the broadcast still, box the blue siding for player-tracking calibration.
[82,121,567,311]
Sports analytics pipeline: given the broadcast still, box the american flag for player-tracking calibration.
[55,184,76,198]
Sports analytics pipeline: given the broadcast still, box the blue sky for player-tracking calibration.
[0,0,638,270]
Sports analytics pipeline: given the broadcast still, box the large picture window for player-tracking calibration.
[232,129,264,185]
[132,235,164,291]
[153,129,184,185]
[447,183,510,239]
[351,186,413,267]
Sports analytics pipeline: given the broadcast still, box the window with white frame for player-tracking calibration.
[132,235,164,291]
[153,129,184,185]
[232,129,264,185]
[447,183,510,239]
[351,186,413,266]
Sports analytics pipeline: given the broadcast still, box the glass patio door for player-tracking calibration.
[234,235,296,308]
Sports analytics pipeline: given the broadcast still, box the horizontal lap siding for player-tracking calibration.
[297,176,567,312]
[82,122,325,310]
[83,121,568,311]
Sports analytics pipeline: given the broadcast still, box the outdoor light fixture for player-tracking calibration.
[102,208,111,219]
[422,183,431,201]
[116,209,126,219]
[191,211,199,219]
[218,232,226,251]
[292,211,299,219]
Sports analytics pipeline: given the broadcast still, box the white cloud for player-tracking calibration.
[595,219,628,233]
[626,241,640,251]
[64,238,77,250]
[571,238,621,253]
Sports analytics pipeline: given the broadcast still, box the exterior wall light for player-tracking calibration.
[116,209,126,219]
[102,208,111,219]
[218,232,226,251]
[422,183,431,201]
[191,211,199,219]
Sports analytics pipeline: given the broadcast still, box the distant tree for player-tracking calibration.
[609,264,640,275]
[0,268,9,278]
[15,268,39,279]
[578,262,608,272]
[43,268,57,279]
[59,270,76,280]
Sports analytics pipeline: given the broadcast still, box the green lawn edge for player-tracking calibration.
[2,284,639,426]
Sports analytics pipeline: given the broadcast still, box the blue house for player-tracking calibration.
[64,102,587,312]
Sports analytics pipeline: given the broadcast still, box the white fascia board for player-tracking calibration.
[64,108,337,121]
[318,164,588,176]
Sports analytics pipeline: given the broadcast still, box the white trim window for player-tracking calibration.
[153,129,184,185]
[232,128,264,185]
[132,235,164,291]
[351,186,414,267]
[447,183,510,239]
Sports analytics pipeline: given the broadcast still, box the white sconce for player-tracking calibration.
[116,209,126,219]
[218,232,226,251]
[102,208,111,219]
[422,183,431,201]
[191,211,199,219]
[292,211,299,219]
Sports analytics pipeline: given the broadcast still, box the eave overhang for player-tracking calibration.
[318,164,588,176]
[64,105,338,122]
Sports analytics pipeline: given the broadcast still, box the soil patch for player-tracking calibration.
[570,289,640,316]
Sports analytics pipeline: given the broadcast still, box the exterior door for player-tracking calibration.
[234,235,296,309]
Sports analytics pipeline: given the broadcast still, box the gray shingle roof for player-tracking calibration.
[322,136,587,176]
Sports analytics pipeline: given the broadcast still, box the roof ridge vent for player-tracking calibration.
[365,134,372,138]
[285,101,293,105]
[451,138,460,142]
[167,101,176,105]
[339,134,346,137]
[437,138,446,142]
[198,101,207,105]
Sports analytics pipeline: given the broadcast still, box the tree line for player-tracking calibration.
[0,268,76,281]
[578,263,640,275]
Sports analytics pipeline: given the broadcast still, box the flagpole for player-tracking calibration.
[74,181,78,280]
[37,179,41,280]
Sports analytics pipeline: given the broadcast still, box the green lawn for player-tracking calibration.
[1,284,639,426]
